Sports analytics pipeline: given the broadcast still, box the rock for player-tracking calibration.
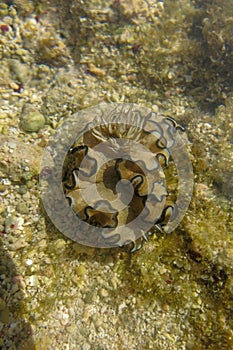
[0,306,10,324]
[4,215,17,233]
[0,203,6,214]
[0,184,7,193]
[89,63,106,77]
[8,238,27,251]
[75,265,87,277]
[16,202,28,214]
[0,298,6,311]
[0,136,43,179]
[20,111,46,132]
[9,59,32,84]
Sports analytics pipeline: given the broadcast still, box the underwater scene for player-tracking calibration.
[0,0,232,349]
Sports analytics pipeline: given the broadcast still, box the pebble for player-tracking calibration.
[72,243,95,256]
[0,9,8,17]
[25,275,39,287]
[99,288,109,298]
[0,3,8,9]
[20,111,46,132]
[9,237,27,251]
[25,258,33,266]
[82,343,91,350]
[26,180,34,189]
[4,215,17,233]
[0,203,6,214]
[0,184,7,193]
[89,63,106,77]
[16,201,28,214]
[0,306,10,324]
[54,238,66,253]
[0,265,7,274]
[9,59,31,84]
[16,185,28,195]
[9,82,20,91]
[75,265,87,277]
[0,298,6,311]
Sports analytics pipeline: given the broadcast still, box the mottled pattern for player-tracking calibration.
[61,105,185,250]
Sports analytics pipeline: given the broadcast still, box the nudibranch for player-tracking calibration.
[40,103,193,251]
